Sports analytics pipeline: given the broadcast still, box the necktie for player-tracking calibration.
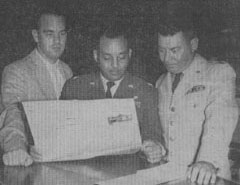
[106,81,115,98]
[172,73,182,93]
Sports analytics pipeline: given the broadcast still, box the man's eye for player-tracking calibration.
[159,49,164,54]
[118,54,127,60]
[45,32,53,37]
[171,48,179,54]
[104,56,111,60]
[60,31,67,36]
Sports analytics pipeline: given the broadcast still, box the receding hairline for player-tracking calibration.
[157,30,197,43]
[35,13,66,30]
[96,35,130,52]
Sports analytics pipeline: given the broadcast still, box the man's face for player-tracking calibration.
[158,32,198,74]
[32,14,67,63]
[94,36,132,81]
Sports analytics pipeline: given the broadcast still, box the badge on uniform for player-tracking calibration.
[186,85,205,95]
[128,84,134,88]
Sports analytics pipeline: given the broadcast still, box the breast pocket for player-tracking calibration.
[186,90,208,111]
[182,92,207,125]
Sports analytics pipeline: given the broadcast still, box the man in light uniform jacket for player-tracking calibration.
[155,1,238,184]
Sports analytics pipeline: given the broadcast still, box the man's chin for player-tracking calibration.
[166,68,180,74]
[49,55,61,62]
[108,75,123,82]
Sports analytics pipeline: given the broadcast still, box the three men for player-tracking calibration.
[0,4,237,184]
[61,22,164,163]
[155,1,238,184]
[0,7,72,166]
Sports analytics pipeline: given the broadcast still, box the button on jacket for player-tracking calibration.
[156,54,238,179]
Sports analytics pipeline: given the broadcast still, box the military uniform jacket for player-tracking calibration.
[0,49,73,153]
[156,54,238,179]
[61,72,163,143]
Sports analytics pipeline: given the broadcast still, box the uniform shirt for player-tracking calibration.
[100,74,123,97]
[156,53,238,179]
[61,72,163,143]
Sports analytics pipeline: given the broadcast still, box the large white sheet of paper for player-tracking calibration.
[96,162,187,185]
[22,99,142,162]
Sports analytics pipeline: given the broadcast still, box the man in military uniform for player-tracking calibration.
[61,22,164,163]
[155,1,238,184]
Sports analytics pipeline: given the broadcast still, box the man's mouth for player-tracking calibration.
[110,71,120,76]
[52,46,61,51]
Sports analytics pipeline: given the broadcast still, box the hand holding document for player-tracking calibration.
[22,99,142,162]
[141,140,164,164]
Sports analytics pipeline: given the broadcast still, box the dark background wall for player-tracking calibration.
[1,0,240,86]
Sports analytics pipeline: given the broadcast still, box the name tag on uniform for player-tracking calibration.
[186,85,205,95]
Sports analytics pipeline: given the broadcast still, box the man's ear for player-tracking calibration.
[32,29,39,43]
[128,48,132,58]
[190,37,198,52]
[93,49,98,63]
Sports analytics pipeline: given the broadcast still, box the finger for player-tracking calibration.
[191,166,200,182]
[210,173,217,184]
[19,151,27,166]
[14,150,24,166]
[147,157,161,163]
[142,141,155,151]
[146,153,162,163]
[3,154,10,165]
[21,151,31,166]
[203,171,212,185]
[9,152,17,166]
[143,147,154,154]
[24,155,33,167]
[146,150,162,160]
[197,168,206,184]
[142,141,151,149]
[30,148,42,161]
[186,166,193,179]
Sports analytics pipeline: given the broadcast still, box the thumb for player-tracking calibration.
[24,155,33,166]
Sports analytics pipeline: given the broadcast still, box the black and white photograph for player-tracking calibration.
[0,0,240,184]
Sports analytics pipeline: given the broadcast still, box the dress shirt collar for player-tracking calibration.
[100,73,124,93]
[35,49,59,68]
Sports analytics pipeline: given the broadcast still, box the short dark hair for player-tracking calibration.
[33,6,68,30]
[156,0,197,40]
[93,20,131,49]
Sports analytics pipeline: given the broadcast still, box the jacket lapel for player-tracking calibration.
[58,61,72,81]
[173,54,207,99]
[91,73,106,99]
[113,73,133,98]
[58,61,67,81]
[162,73,174,106]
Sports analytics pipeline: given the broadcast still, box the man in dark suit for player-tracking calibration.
[61,22,164,163]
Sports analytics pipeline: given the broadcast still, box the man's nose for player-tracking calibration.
[53,34,61,43]
[163,51,171,62]
[112,58,118,68]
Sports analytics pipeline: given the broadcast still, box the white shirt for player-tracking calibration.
[36,50,65,99]
[100,74,123,97]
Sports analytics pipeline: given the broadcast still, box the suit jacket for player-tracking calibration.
[61,72,163,143]
[0,49,72,153]
[156,54,238,179]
